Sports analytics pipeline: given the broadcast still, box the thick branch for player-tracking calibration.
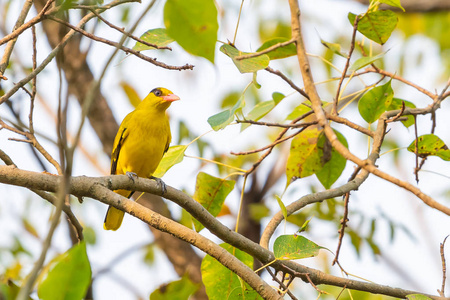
[1,166,448,299]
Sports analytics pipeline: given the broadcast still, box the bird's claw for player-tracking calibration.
[126,171,138,182]
[150,176,167,195]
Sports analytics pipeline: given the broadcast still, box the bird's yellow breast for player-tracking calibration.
[114,110,171,178]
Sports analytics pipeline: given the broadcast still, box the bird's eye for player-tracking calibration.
[153,89,162,97]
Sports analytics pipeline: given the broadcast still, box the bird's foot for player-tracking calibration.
[150,176,167,195]
[126,171,138,182]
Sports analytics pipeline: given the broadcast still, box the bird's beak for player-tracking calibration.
[162,94,180,102]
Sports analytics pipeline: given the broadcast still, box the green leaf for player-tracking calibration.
[275,195,287,221]
[256,37,297,60]
[407,134,450,161]
[286,128,348,188]
[220,44,270,73]
[192,173,235,232]
[132,28,174,51]
[286,102,312,120]
[153,145,187,178]
[164,0,218,63]
[297,218,311,234]
[201,243,259,300]
[38,241,91,300]
[379,0,405,12]
[120,81,141,108]
[349,51,387,71]
[348,11,398,45]
[241,92,285,131]
[286,128,322,184]
[208,93,245,131]
[358,80,394,123]
[387,98,416,127]
[406,295,433,300]
[320,39,346,57]
[273,234,323,260]
[315,130,348,189]
[150,274,199,300]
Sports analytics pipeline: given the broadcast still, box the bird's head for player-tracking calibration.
[143,87,180,111]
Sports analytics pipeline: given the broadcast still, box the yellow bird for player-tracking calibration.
[103,87,180,231]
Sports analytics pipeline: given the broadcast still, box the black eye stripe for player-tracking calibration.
[150,88,162,96]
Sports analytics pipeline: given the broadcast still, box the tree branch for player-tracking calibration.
[287,0,450,219]
[1,165,448,299]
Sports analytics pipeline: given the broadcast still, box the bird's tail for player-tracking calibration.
[103,189,133,231]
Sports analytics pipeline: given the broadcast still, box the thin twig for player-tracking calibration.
[236,119,317,129]
[333,15,359,115]
[0,119,62,174]
[90,9,172,50]
[326,113,374,137]
[265,67,310,100]
[29,25,37,134]
[333,192,350,266]
[438,235,449,297]
[282,264,327,294]
[0,0,34,76]
[32,189,84,240]
[231,125,313,156]
[366,67,436,99]
[0,0,56,47]
[232,0,245,45]
[413,115,419,183]
[266,268,299,300]
[333,166,361,266]
[385,100,405,123]
[235,38,296,60]
[46,16,193,71]
[0,0,142,105]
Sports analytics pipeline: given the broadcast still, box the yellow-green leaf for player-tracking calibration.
[275,195,287,222]
[286,128,321,185]
[220,44,269,73]
[0,281,33,300]
[133,28,174,51]
[201,243,260,300]
[241,92,285,131]
[153,145,187,178]
[256,37,297,60]
[208,93,244,131]
[349,51,387,71]
[164,0,218,63]
[380,0,405,12]
[358,80,394,123]
[150,274,199,300]
[193,172,235,232]
[348,11,398,45]
[315,130,348,189]
[273,234,323,260]
[286,102,312,120]
[320,39,346,57]
[38,241,91,300]
[407,134,450,161]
